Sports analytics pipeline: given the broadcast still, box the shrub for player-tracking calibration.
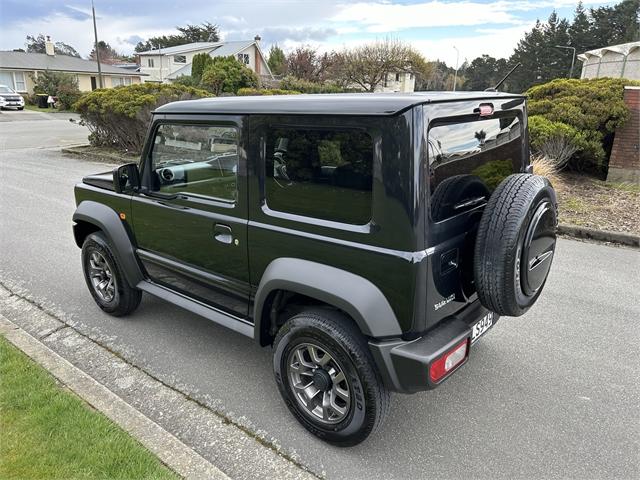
[528,115,591,169]
[191,53,214,82]
[279,76,347,94]
[30,70,81,110]
[172,75,200,88]
[526,78,640,171]
[74,83,211,152]
[236,88,301,96]
[200,56,259,95]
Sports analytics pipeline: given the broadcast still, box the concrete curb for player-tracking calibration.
[61,145,132,164]
[0,314,230,480]
[558,224,639,248]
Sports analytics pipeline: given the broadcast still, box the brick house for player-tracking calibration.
[608,86,640,182]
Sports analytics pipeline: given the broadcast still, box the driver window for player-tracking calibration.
[150,124,238,201]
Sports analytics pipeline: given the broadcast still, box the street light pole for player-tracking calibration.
[91,0,103,88]
[453,46,460,91]
[554,45,577,78]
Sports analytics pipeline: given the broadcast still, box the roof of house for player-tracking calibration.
[0,51,145,76]
[137,40,256,57]
[155,91,524,116]
[164,40,270,80]
[578,41,640,61]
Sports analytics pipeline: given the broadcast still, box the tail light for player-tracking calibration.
[429,339,468,383]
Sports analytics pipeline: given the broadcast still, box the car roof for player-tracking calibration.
[155,92,524,116]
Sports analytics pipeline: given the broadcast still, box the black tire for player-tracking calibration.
[81,232,142,316]
[17,107,24,111]
[474,174,557,317]
[431,175,490,221]
[273,310,390,447]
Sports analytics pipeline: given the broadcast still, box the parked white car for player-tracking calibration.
[0,84,25,110]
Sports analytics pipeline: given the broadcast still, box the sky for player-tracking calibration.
[0,0,620,67]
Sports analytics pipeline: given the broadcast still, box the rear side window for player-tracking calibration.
[428,116,522,221]
[264,128,373,225]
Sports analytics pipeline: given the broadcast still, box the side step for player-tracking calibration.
[136,281,255,339]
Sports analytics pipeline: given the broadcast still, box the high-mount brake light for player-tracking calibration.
[429,340,469,383]
[479,104,494,117]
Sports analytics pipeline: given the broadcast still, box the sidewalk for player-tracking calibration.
[0,285,317,480]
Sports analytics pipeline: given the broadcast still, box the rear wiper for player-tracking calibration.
[485,63,522,92]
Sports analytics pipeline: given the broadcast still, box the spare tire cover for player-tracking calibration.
[474,174,557,317]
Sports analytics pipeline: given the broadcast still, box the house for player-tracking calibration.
[376,71,415,93]
[578,41,640,80]
[137,36,272,83]
[0,38,145,94]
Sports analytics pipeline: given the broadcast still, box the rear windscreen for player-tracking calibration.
[428,116,522,222]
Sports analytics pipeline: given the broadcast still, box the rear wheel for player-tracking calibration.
[474,174,557,316]
[81,232,142,316]
[273,310,390,446]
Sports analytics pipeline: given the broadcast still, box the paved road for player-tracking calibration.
[1,117,639,479]
[0,108,86,149]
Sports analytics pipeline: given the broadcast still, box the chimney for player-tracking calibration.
[45,36,55,56]
[254,35,261,75]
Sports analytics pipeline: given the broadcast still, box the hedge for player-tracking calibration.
[279,76,347,94]
[526,77,640,171]
[74,83,211,152]
[236,88,301,96]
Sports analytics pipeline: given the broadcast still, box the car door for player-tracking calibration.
[131,116,250,319]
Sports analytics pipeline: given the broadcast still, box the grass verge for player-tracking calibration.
[0,335,177,480]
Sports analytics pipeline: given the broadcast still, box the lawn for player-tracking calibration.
[0,336,177,480]
[555,173,640,235]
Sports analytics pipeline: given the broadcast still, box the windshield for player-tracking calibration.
[0,86,15,93]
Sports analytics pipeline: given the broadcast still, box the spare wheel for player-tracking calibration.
[474,174,557,317]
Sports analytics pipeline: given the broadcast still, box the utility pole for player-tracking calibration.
[91,0,103,88]
[554,45,577,78]
[453,46,460,91]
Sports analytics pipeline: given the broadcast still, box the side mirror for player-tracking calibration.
[113,163,140,193]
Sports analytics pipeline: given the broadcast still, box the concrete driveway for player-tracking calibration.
[0,108,88,150]
[0,116,638,479]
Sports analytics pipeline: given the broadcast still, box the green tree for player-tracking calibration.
[191,52,214,82]
[25,34,80,57]
[134,22,219,52]
[462,55,510,91]
[89,41,129,65]
[590,0,640,46]
[200,56,259,95]
[267,44,286,75]
[569,2,595,57]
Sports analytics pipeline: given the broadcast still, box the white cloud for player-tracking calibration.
[332,1,520,32]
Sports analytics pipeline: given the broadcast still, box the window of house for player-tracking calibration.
[173,55,186,64]
[395,73,400,81]
[264,127,374,225]
[0,71,26,92]
[13,72,26,92]
[150,124,238,202]
[124,76,132,86]
[112,77,123,87]
[237,53,250,65]
[147,58,155,68]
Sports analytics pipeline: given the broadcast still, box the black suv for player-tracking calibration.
[73,93,557,446]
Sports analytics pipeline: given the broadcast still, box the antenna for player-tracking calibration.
[485,63,521,92]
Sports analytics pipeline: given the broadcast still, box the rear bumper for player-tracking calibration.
[368,300,498,393]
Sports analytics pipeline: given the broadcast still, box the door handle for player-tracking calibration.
[213,223,233,244]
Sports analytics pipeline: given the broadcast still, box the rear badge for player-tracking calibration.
[434,294,455,310]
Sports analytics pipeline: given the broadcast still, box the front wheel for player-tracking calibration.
[273,310,390,446]
[81,232,142,316]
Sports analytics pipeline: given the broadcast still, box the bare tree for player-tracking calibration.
[285,46,333,82]
[332,39,423,92]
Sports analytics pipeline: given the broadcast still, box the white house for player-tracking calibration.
[137,37,272,83]
[376,71,415,93]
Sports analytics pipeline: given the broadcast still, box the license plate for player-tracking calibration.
[471,312,494,343]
